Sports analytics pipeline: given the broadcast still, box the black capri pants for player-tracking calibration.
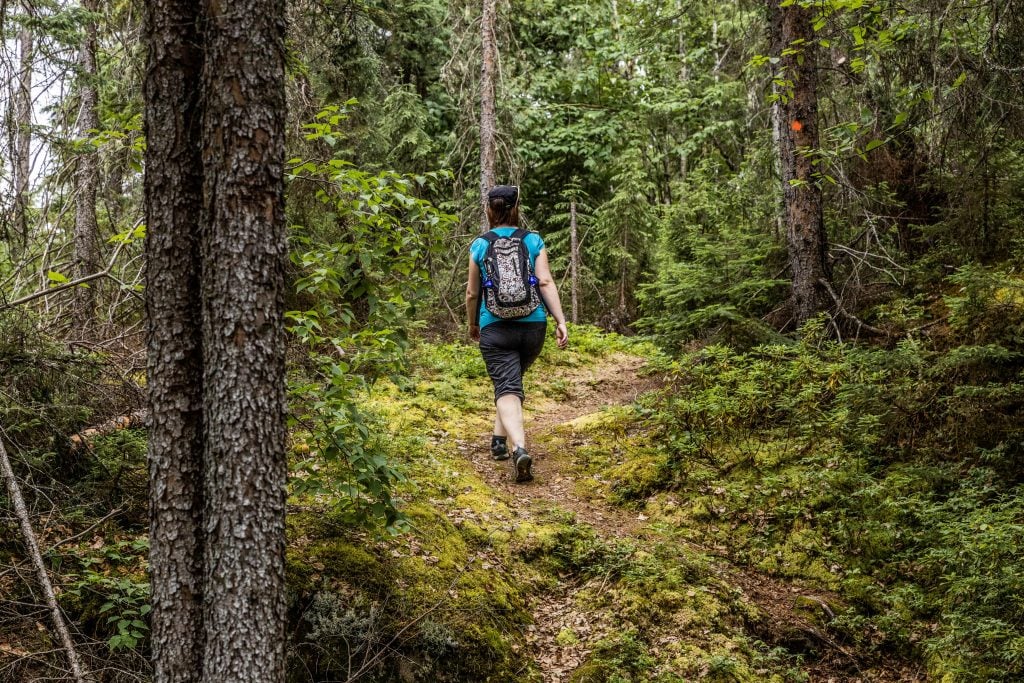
[479,321,547,403]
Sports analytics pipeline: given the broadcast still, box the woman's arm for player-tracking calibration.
[466,256,482,341]
[534,249,569,349]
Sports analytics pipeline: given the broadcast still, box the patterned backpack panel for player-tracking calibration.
[481,228,541,320]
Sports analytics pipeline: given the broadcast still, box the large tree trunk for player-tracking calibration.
[569,197,580,323]
[13,14,33,250]
[145,0,288,678]
[144,0,206,680]
[199,0,288,679]
[479,0,497,231]
[769,0,831,326]
[75,0,102,327]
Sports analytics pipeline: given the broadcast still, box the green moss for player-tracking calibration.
[291,334,859,680]
[314,540,387,582]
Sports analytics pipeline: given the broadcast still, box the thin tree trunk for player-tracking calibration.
[767,0,784,242]
[0,434,91,683]
[770,97,784,241]
[479,0,497,232]
[143,1,206,680]
[711,13,720,83]
[199,0,288,679]
[676,1,688,188]
[570,197,579,324]
[618,226,629,315]
[75,0,102,328]
[13,15,33,250]
[769,0,831,325]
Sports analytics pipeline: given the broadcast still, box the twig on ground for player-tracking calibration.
[49,508,124,552]
[0,430,92,683]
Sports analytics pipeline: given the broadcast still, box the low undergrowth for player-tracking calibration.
[282,325,659,681]
[561,315,1024,682]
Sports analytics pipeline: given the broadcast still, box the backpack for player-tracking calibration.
[480,228,542,320]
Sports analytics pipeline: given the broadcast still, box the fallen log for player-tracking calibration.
[68,410,147,453]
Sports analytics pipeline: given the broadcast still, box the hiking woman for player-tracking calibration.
[466,185,569,483]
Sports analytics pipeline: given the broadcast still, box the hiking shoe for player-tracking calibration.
[491,441,510,461]
[513,447,533,483]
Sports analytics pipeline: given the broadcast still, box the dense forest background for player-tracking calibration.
[3,0,1024,681]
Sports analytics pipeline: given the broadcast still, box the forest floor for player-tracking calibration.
[454,342,924,682]
[0,329,932,682]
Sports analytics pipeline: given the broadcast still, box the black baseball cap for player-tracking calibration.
[487,185,519,205]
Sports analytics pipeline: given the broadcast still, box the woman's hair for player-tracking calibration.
[486,196,520,227]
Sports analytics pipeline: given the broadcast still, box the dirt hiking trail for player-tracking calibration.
[464,351,923,683]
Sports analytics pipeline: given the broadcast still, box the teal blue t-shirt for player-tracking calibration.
[471,227,548,328]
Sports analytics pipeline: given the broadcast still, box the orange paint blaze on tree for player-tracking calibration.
[791,120,803,132]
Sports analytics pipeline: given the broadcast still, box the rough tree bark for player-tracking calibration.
[199,0,288,679]
[143,0,206,681]
[74,0,102,327]
[479,0,497,232]
[768,0,832,326]
[13,11,33,250]
[569,197,580,323]
[145,0,288,680]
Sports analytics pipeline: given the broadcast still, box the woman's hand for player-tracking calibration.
[555,322,569,349]
[469,324,481,342]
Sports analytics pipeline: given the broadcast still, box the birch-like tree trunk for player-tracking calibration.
[479,0,497,232]
[143,1,206,681]
[199,0,288,678]
[13,14,33,250]
[768,0,831,326]
[570,197,580,323]
[618,226,629,315]
[75,0,102,327]
[676,1,688,185]
[766,0,785,241]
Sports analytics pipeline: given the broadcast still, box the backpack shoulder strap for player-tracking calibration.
[481,230,500,243]
[510,228,529,240]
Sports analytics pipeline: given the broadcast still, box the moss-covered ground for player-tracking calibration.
[285,326,919,682]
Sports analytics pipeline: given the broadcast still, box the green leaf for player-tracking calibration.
[47,271,69,284]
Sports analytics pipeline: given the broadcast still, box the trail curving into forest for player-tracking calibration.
[465,352,652,680]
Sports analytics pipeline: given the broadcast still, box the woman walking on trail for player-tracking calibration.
[466,185,570,483]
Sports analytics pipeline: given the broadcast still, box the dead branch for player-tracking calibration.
[49,508,124,552]
[0,430,92,683]
[1,240,126,311]
[818,277,887,337]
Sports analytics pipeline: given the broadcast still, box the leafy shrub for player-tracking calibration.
[286,105,455,531]
[64,537,150,652]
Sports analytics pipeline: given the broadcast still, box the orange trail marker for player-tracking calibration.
[791,120,803,131]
